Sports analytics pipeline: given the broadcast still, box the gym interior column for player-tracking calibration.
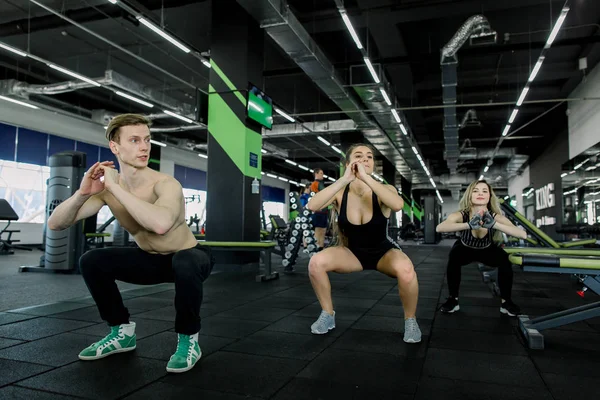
[206,0,263,245]
[412,189,423,229]
[401,176,412,226]
[149,144,161,172]
[382,159,398,227]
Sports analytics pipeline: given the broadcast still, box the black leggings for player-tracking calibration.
[79,244,214,334]
[446,240,514,300]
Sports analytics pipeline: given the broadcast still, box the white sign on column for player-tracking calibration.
[535,183,555,210]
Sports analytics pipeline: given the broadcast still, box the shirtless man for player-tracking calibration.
[47,113,213,373]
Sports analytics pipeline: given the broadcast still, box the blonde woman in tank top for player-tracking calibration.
[435,180,527,316]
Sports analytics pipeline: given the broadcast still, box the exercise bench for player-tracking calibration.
[196,241,279,282]
[509,251,600,349]
[0,199,32,255]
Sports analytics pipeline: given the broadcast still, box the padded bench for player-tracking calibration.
[523,237,597,248]
[504,247,600,257]
[500,199,599,249]
[0,199,31,255]
[508,252,600,349]
[197,241,278,282]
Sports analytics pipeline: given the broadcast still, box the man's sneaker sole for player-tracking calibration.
[78,345,136,361]
[500,307,518,317]
[403,337,421,344]
[441,305,460,313]
[311,325,335,335]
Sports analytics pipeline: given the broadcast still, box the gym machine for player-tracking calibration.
[423,196,442,244]
[266,214,290,256]
[280,191,318,273]
[20,151,87,274]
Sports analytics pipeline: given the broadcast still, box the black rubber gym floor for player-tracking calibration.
[0,244,598,399]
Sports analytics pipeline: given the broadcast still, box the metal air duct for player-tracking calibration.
[150,125,204,133]
[441,15,496,174]
[459,109,481,129]
[0,78,107,96]
[458,147,516,160]
[441,15,494,61]
[237,0,414,181]
[438,172,478,186]
[263,119,357,138]
[431,157,528,189]
[0,69,195,117]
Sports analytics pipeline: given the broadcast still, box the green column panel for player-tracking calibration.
[207,83,261,179]
[412,199,423,222]
[401,193,412,217]
[205,0,264,249]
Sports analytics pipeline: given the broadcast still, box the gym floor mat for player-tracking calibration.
[0,245,597,399]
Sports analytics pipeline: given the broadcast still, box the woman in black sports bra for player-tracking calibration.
[306,143,422,344]
[436,180,527,317]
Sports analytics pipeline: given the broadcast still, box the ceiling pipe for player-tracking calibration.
[458,108,481,129]
[441,15,496,174]
[0,69,195,117]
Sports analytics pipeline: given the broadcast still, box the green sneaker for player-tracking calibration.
[78,322,136,360]
[166,332,201,373]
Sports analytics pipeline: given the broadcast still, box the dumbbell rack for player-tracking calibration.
[281,191,318,273]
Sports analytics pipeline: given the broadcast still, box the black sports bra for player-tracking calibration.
[459,210,495,249]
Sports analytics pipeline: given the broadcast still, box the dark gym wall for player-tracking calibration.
[528,127,569,239]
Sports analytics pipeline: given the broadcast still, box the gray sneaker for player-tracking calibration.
[403,318,422,343]
[311,310,335,334]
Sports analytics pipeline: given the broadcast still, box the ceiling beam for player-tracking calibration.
[298,0,562,34]
[417,84,561,102]
[0,0,205,37]
[264,36,600,78]
[263,119,357,138]
[413,62,579,91]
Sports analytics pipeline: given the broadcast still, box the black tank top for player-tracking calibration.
[338,185,392,249]
[459,210,495,249]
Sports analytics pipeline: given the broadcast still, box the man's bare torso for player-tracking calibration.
[100,172,197,254]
